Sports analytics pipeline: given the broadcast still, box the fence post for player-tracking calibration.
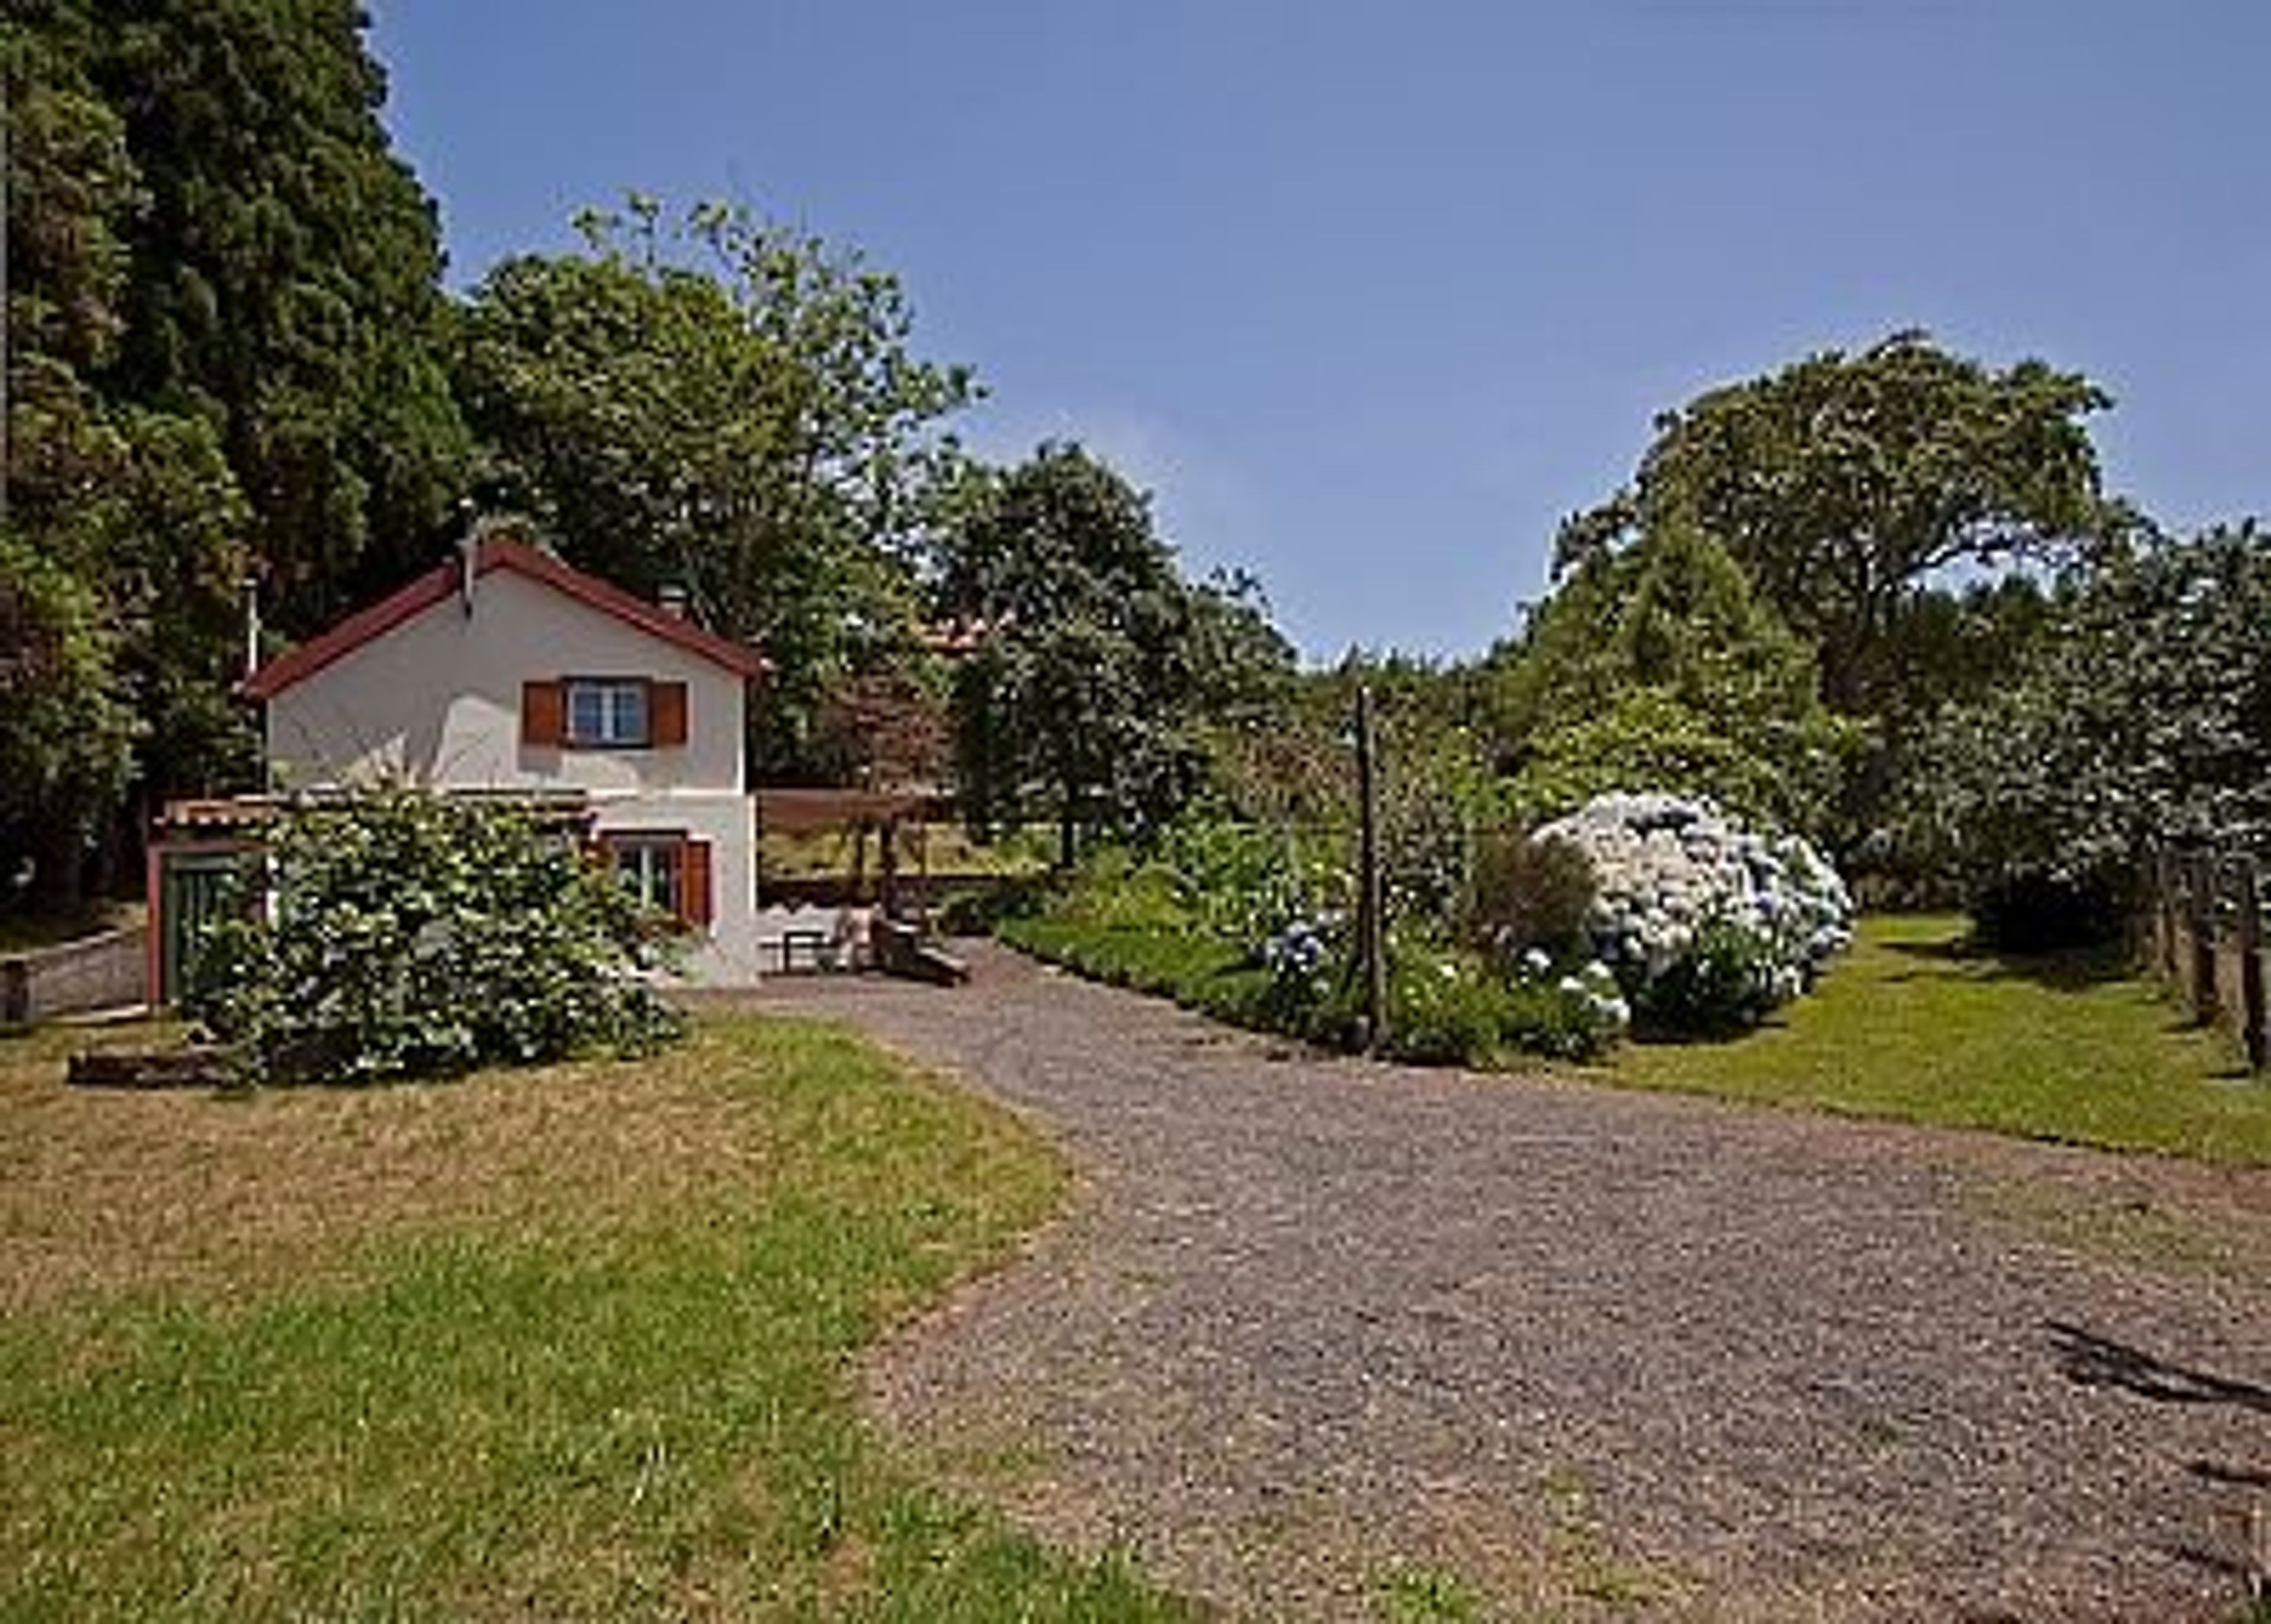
[1354,682,1386,1055]
[2238,858,2266,1072]
[2158,843,2181,981]
[2189,851,2221,1023]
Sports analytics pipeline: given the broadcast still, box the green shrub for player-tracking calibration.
[1535,792,1853,1040]
[189,790,682,1084]
[1161,819,1343,950]
[1000,917,1273,1028]
[1627,915,1780,1039]
[1046,850,1191,932]
[1505,688,1846,845]
[1012,829,1627,1066]
[1383,934,1622,1065]
[933,874,1057,936]
[1463,826,1597,966]
[1382,945,1505,1065]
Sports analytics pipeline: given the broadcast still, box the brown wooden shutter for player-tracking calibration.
[681,839,714,928]
[522,680,564,746]
[649,680,688,747]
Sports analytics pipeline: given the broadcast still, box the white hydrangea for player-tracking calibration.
[1534,792,1853,1012]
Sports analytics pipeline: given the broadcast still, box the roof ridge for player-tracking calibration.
[241,539,768,700]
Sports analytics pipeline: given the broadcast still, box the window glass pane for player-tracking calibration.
[606,837,681,917]
[568,684,606,742]
[610,683,648,745]
[565,680,648,745]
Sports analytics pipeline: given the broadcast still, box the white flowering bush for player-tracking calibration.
[188,789,683,1084]
[1534,792,1853,1035]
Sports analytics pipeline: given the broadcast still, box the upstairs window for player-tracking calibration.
[567,678,649,747]
[522,678,688,750]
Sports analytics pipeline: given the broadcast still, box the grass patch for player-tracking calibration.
[1370,1562,1483,1622]
[1603,913,2269,1164]
[0,1016,1192,1620]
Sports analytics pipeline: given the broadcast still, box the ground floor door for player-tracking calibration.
[155,846,250,1005]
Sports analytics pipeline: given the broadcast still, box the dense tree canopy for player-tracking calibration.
[942,444,1292,862]
[1532,332,2131,857]
[1902,523,2271,939]
[11,1,2230,956]
[455,199,978,775]
[4,4,289,907]
[1554,331,2123,722]
[1489,524,1852,837]
[93,0,471,628]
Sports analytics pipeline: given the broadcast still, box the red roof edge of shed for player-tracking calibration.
[240,538,769,701]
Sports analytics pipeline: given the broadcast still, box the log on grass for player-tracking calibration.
[67,1047,239,1090]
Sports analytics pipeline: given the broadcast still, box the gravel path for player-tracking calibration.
[750,946,2271,1620]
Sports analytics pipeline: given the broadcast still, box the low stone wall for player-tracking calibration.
[0,927,148,1024]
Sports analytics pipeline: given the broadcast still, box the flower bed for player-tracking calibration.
[1006,795,1854,1062]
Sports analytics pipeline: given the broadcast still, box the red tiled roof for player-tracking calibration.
[241,538,768,700]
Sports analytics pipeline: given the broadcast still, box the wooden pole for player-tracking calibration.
[914,816,931,931]
[2238,857,2266,1072]
[2190,851,2220,1023]
[2157,843,2180,980]
[1356,683,1386,1054]
[879,815,900,920]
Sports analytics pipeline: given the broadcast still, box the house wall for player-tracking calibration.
[264,570,764,985]
[266,570,743,795]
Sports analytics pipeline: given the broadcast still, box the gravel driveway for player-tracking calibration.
[753,944,2271,1620]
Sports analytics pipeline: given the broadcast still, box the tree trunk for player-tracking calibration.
[1059,779,1079,872]
[25,813,90,919]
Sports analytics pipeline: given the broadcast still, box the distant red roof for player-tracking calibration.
[242,538,768,700]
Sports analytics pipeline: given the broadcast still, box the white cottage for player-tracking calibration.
[238,534,771,984]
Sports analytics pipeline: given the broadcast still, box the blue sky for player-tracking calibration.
[369,1,2267,664]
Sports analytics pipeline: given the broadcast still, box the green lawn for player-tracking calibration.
[1603,913,2269,1164]
[0,1016,1190,1622]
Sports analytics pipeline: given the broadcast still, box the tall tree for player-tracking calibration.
[1903,523,2271,942]
[1490,523,1853,836]
[455,198,978,775]
[4,6,251,910]
[1555,332,2124,722]
[92,0,470,630]
[942,444,1283,863]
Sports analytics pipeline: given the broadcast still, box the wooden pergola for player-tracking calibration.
[753,787,950,917]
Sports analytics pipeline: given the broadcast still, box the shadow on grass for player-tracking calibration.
[1628,1011,1797,1050]
[1881,932,2137,992]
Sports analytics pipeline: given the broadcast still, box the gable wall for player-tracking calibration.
[264,570,746,795]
